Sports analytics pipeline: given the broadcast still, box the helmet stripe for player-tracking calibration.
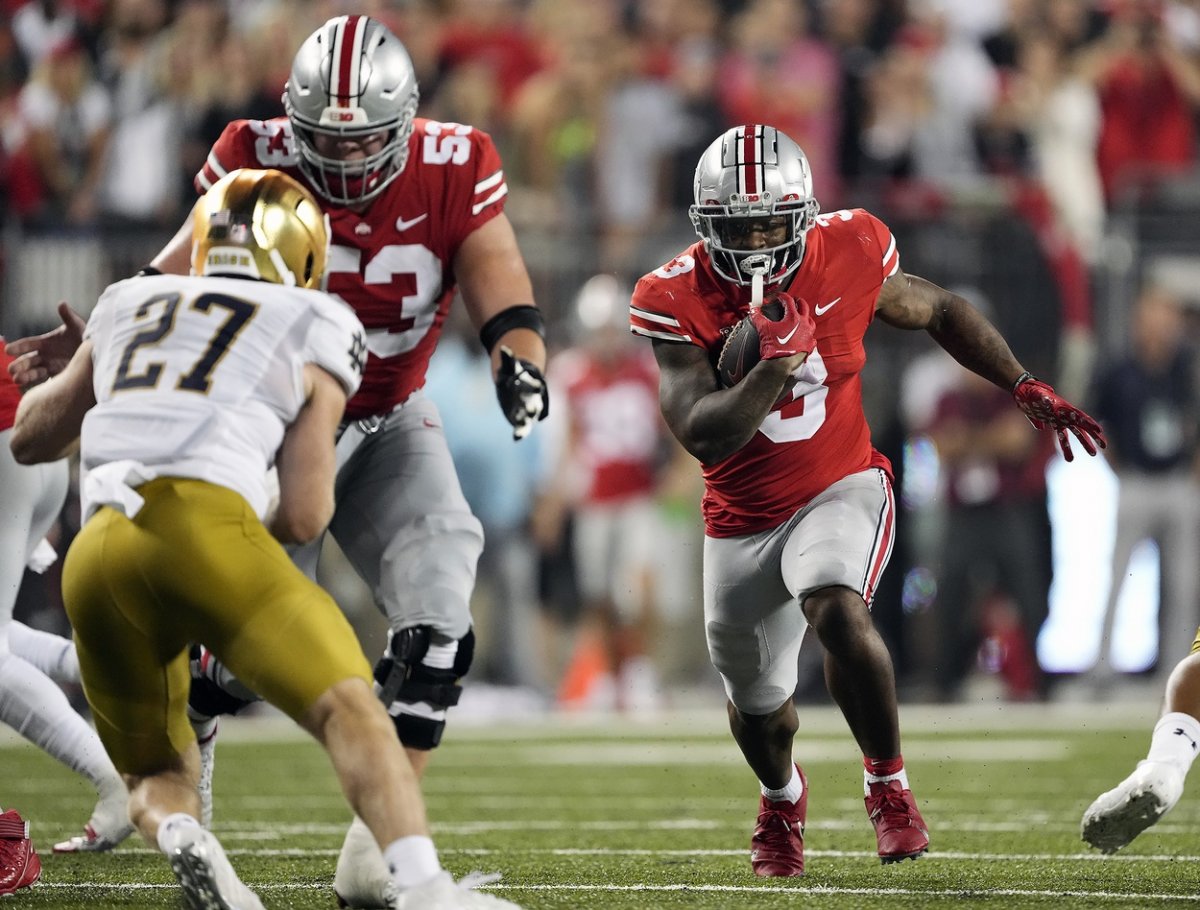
[741,124,758,195]
[332,15,364,108]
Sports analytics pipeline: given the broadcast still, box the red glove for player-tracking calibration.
[1012,372,1107,462]
[750,292,816,361]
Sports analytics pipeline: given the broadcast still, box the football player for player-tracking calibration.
[1082,647,1200,853]
[630,124,1105,876]
[10,168,522,910]
[7,16,548,907]
[0,345,132,853]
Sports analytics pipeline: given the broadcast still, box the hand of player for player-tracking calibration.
[5,302,87,390]
[750,292,816,361]
[1012,373,1107,462]
[495,346,549,441]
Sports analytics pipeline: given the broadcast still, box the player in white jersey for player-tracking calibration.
[0,352,132,854]
[9,168,523,910]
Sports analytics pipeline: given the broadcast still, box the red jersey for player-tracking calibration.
[0,343,20,432]
[630,208,896,537]
[197,117,507,420]
[550,345,663,504]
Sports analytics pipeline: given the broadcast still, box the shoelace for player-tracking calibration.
[868,786,911,822]
[753,810,798,849]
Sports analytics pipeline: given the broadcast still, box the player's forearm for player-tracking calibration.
[674,361,792,465]
[926,303,1025,391]
[149,214,195,275]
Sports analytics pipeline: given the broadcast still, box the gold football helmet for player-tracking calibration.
[191,168,329,289]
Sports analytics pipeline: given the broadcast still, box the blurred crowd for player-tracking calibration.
[4,0,1200,709]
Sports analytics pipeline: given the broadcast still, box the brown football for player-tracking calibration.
[716,299,783,388]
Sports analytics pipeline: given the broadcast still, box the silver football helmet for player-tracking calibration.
[689,124,820,286]
[283,15,419,206]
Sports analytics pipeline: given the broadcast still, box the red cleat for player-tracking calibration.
[0,809,41,896]
[750,765,808,877]
[866,779,929,863]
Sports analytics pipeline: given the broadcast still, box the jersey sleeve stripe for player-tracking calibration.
[880,234,896,267]
[474,170,504,194]
[629,305,682,327]
[471,183,508,215]
[196,151,229,192]
[631,324,693,342]
[880,233,900,277]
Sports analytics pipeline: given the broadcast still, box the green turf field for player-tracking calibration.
[5,700,1198,909]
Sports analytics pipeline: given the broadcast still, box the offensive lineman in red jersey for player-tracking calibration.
[6,16,546,909]
[630,124,1106,876]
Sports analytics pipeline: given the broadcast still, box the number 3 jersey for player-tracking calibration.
[630,209,898,538]
[196,116,508,420]
[81,274,366,520]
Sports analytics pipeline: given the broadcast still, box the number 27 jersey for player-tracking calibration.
[82,274,366,519]
[197,116,509,420]
[631,209,898,538]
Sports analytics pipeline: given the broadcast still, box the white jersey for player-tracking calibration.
[81,273,366,520]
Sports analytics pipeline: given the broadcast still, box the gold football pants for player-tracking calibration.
[63,477,371,776]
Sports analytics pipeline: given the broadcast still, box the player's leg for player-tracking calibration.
[326,399,485,907]
[1082,635,1200,853]
[703,531,808,876]
[783,468,928,864]
[0,442,130,852]
[62,494,263,910]
[178,479,518,908]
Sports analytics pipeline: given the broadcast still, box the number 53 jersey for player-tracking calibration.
[630,208,898,538]
[197,116,508,420]
[82,273,366,520]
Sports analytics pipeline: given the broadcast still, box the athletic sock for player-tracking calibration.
[863,755,909,796]
[761,764,804,804]
[0,652,124,794]
[157,813,201,853]
[8,622,79,684]
[1146,712,1200,777]
[382,835,442,890]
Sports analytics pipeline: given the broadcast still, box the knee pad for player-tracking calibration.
[373,626,474,750]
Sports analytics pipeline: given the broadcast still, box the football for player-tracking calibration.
[716,298,783,388]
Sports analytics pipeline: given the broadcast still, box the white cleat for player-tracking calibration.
[1081,760,1185,854]
[164,825,265,910]
[392,871,524,910]
[53,786,135,853]
[334,815,393,909]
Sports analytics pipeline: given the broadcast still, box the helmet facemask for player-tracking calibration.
[690,195,818,287]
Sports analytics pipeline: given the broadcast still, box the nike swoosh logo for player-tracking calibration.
[814,297,841,316]
[776,325,801,345]
[395,213,429,232]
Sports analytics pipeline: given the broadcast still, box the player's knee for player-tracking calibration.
[802,587,868,647]
[373,626,474,750]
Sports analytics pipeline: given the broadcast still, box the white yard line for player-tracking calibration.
[25,881,1199,902]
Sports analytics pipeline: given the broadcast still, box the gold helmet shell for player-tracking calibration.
[191,168,329,290]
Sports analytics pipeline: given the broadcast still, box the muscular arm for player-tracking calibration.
[654,339,804,466]
[10,340,95,464]
[875,271,1026,390]
[455,213,546,373]
[149,211,195,276]
[270,363,347,545]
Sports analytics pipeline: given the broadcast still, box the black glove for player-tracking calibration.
[495,346,549,440]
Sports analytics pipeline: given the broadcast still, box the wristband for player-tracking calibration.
[1010,370,1035,393]
[479,305,545,354]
